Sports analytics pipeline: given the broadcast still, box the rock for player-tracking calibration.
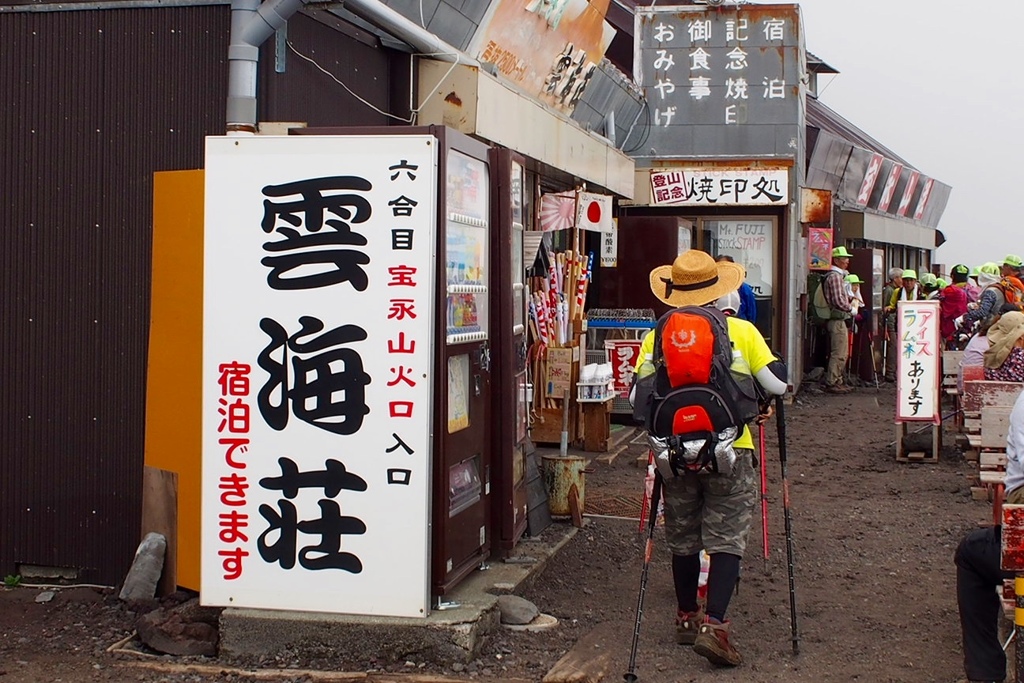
[497,595,539,625]
[119,532,166,602]
[35,591,55,603]
[135,598,218,656]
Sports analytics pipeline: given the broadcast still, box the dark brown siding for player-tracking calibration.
[0,5,395,584]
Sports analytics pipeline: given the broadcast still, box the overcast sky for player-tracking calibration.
[793,0,1023,272]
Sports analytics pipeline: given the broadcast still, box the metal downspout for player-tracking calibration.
[227,0,307,133]
[341,0,479,67]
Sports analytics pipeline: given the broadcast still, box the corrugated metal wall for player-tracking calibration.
[0,4,396,585]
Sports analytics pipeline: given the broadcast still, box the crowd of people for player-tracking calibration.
[818,249,1024,391]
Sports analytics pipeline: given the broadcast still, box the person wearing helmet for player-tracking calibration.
[1000,254,1024,281]
[881,267,904,382]
[821,247,855,393]
[940,265,970,344]
[919,273,940,300]
[962,262,1009,329]
[966,266,982,303]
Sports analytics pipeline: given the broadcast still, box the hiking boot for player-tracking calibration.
[675,608,704,645]
[692,619,741,666]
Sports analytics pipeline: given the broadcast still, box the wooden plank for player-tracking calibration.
[542,622,616,683]
[525,448,552,537]
[141,465,178,596]
[972,486,993,501]
[962,380,1024,413]
[982,407,1013,450]
[981,452,1008,467]
[943,350,965,375]
[980,470,1005,484]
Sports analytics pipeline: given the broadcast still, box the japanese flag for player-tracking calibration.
[576,192,613,232]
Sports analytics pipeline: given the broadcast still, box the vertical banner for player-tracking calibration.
[600,220,617,267]
[605,340,642,398]
[807,227,833,271]
[895,300,940,423]
[202,135,438,617]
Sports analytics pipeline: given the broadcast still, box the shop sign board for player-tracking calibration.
[201,135,437,618]
[895,300,940,423]
[600,220,617,267]
[707,218,774,296]
[605,340,643,398]
[470,0,616,115]
[634,5,803,159]
[650,168,788,206]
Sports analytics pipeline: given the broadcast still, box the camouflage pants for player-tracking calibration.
[660,448,756,557]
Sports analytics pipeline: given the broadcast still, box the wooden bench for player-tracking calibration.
[963,382,1022,516]
[942,349,964,399]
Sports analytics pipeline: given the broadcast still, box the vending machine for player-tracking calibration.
[490,148,529,553]
[293,125,494,596]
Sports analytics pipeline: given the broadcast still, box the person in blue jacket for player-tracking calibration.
[717,255,758,324]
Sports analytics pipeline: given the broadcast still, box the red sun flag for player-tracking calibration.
[576,192,612,232]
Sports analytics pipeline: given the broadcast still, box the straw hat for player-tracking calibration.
[984,311,1024,369]
[649,251,744,308]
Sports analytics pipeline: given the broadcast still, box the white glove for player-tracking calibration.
[953,315,964,328]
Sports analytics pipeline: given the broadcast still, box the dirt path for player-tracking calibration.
[0,385,991,682]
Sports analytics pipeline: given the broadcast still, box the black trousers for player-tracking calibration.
[955,525,1011,681]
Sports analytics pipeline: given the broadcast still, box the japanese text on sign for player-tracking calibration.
[203,135,437,618]
[650,169,788,206]
[635,6,802,159]
[895,300,940,422]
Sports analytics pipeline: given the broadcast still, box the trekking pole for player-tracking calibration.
[758,422,769,575]
[623,469,663,683]
[775,394,800,656]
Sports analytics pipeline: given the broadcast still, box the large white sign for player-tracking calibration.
[650,168,789,206]
[709,219,774,296]
[895,300,940,423]
[202,135,437,618]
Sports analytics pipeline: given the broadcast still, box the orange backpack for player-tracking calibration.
[635,306,760,473]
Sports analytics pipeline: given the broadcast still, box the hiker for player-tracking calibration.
[961,263,1009,330]
[983,311,1024,382]
[919,273,940,300]
[966,266,983,304]
[1000,254,1023,282]
[636,250,787,667]
[821,246,855,393]
[715,255,758,324]
[845,273,865,329]
[940,265,970,345]
[881,267,904,382]
[955,388,1024,683]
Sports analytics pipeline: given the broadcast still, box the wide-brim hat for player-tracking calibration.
[1001,254,1023,268]
[649,250,744,308]
[832,246,853,258]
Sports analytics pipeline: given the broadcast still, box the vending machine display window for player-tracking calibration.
[445,151,490,345]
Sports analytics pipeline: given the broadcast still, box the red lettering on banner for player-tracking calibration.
[388,332,416,354]
[219,472,249,506]
[388,298,417,320]
[387,265,418,287]
[389,401,414,418]
[218,547,249,580]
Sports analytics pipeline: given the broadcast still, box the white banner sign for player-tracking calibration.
[202,135,437,618]
[895,300,940,422]
[710,219,774,296]
[650,168,789,206]
[600,220,617,267]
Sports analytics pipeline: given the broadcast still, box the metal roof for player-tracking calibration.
[806,95,913,169]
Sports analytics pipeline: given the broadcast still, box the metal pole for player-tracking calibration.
[623,471,663,683]
[759,423,769,574]
[775,395,800,655]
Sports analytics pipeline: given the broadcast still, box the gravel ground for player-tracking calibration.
[0,384,997,682]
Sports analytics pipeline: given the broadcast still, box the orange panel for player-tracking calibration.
[145,170,204,591]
